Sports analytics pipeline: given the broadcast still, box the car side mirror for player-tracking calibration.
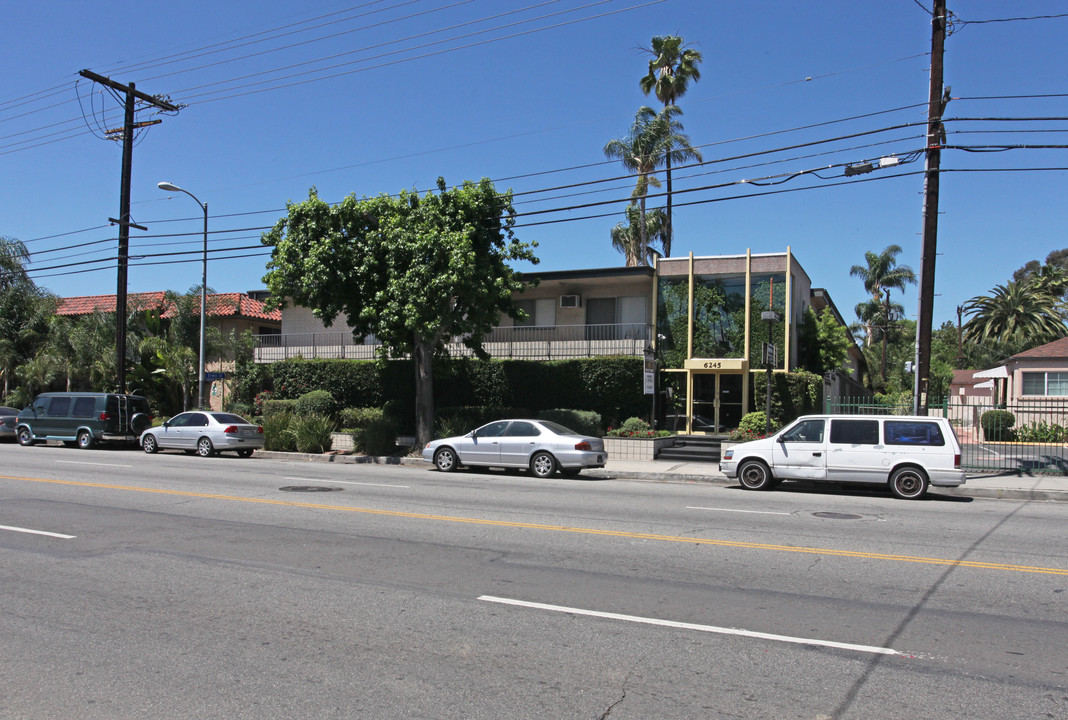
[163,421,170,429]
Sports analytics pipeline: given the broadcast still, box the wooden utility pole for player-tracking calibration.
[913,0,948,415]
[78,70,178,394]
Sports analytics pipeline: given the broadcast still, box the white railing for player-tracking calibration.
[253,323,653,363]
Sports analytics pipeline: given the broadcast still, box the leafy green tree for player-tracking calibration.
[604,105,701,263]
[0,237,55,400]
[261,178,537,447]
[798,308,851,377]
[639,35,702,255]
[962,279,1066,349]
[610,204,665,266]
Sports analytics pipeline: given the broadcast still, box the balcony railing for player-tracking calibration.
[253,323,652,363]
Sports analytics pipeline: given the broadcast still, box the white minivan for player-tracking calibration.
[719,414,966,500]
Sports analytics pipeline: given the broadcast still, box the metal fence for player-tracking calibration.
[253,323,653,363]
[825,396,1068,475]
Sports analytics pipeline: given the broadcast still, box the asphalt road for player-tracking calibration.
[1,443,1066,719]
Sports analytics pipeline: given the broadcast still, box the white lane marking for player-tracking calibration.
[687,506,792,515]
[283,477,409,489]
[478,596,901,656]
[0,524,76,539]
[56,460,132,469]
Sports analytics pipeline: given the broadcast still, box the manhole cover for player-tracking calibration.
[812,512,863,520]
[278,486,343,493]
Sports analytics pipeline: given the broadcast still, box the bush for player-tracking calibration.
[263,398,298,417]
[338,406,383,431]
[262,411,297,452]
[295,390,338,419]
[356,415,400,456]
[1015,420,1065,443]
[605,416,670,438]
[728,411,778,441]
[981,409,1017,441]
[225,401,254,418]
[537,408,603,436]
[291,413,335,453]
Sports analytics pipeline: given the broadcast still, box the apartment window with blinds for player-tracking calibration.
[1022,371,1068,396]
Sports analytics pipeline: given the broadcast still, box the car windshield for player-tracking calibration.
[210,413,250,424]
[538,420,580,436]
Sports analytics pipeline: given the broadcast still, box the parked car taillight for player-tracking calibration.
[98,412,110,421]
[954,453,961,468]
[257,426,263,434]
[574,441,592,451]
[223,425,238,434]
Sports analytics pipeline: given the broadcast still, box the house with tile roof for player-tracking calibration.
[56,291,281,337]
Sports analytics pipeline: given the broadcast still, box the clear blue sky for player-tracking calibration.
[4,0,1067,329]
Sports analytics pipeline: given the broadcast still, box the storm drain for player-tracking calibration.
[812,512,863,520]
[278,486,344,493]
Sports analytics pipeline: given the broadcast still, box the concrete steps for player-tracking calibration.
[657,435,727,463]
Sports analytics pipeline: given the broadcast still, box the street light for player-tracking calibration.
[157,181,208,410]
[761,310,780,434]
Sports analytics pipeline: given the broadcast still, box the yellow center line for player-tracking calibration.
[6,474,1067,576]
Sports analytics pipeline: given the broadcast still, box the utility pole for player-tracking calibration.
[913,0,948,415]
[78,70,178,394]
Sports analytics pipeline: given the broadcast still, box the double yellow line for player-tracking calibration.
[7,474,1067,576]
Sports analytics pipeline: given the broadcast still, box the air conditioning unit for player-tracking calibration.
[559,294,582,309]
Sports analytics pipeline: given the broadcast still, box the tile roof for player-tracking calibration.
[57,292,281,322]
[1011,336,1068,360]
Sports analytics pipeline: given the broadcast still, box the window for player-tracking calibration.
[72,397,96,418]
[47,397,71,417]
[780,419,824,443]
[186,413,209,427]
[884,421,945,446]
[829,419,879,445]
[1022,371,1068,396]
[504,421,539,437]
[474,421,508,438]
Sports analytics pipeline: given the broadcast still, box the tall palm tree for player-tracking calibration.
[640,35,702,256]
[604,105,702,263]
[963,280,1067,347]
[610,204,665,266]
[850,245,916,382]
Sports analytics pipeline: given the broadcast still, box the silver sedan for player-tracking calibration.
[141,411,264,457]
[423,419,607,478]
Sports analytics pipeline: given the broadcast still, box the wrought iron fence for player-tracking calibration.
[825,396,1068,475]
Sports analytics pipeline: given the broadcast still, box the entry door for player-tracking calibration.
[690,373,744,434]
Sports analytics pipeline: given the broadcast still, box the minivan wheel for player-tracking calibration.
[16,427,35,446]
[889,467,929,500]
[530,451,557,478]
[77,430,94,449]
[196,437,215,457]
[738,460,774,490]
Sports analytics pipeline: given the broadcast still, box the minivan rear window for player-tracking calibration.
[884,420,945,446]
[829,419,879,445]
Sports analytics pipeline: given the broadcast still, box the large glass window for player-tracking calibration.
[1022,371,1068,396]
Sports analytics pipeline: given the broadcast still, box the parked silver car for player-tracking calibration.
[423,419,607,478]
[140,411,263,457]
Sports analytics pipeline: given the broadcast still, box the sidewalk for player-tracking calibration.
[257,451,1068,502]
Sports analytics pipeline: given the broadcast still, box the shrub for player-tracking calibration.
[225,401,254,418]
[728,411,778,441]
[291,413,335,453]
[356,415,400,456]
[263,398,298,417]
[262,411,297,452]
[338,406,383,431]
[537,409,603,436]
[295,390,338,419]
[981,409,1016,441]
[605,416,670,438]
[1014,420,1066,443]
[254,390,273,417]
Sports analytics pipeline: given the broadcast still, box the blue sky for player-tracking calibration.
[4,0,1067,329]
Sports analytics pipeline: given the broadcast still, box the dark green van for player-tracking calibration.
[15,393,153,449]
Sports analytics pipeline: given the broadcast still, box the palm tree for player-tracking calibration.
[962,280,1067,348]
[850,245,916,382]
[604,105,702,263]
[610,204,665,266]
[640,35,702,256]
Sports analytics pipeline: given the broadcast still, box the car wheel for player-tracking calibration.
[196,437,215,457]
[530,451,557,478]
[77,430,95,450]
[433,447,458,472]
[236,448,254,458]
[889,466,929,500]
[16,427,35,446]
[560,467,582,478]
[142,435,158,454]
[738,460,773,490]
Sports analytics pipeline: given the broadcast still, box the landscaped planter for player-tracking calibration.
[602,435,676,461]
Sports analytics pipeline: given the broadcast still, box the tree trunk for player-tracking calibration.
[413,334,435,449]
[664,153,673,258]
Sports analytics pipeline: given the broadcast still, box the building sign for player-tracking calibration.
[644,350,656,395]
[683,358,748,371]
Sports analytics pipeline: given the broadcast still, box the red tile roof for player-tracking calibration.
[1011,336,1068,359]
[57,292,281,322]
